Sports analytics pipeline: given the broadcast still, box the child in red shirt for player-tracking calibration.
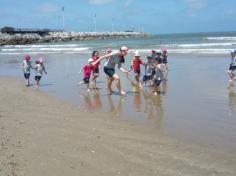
[131,51,145,87]
[78,58,94,91]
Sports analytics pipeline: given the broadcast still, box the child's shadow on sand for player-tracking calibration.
[40,83,54,87]
[28,83,53,87]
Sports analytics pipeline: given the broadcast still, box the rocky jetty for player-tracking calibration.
[0,31,148,46]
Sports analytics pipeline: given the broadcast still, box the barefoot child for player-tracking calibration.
[22,55,33,86]
[34,58,47,87]
[131,51,145,87]
[91,51,100,89]
[227,50,236,82]
[153,57,165,95]
[78,58,94,91]
[161,48,168,81]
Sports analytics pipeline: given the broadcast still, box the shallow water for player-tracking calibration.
[0,52,236,154]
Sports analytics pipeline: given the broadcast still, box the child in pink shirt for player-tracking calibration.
[78,58,94,91]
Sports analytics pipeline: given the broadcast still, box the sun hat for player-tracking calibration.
[38,58,44,63]
[230,49,236,54]
[106,48,112,53]
[24,55,31,61]
[88,58,94,63]
[161,48,168,52]
[134,50,140,57]
[120,45,128,52]
[151,50,156,53]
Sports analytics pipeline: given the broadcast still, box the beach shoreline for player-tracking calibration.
[0,76,236,176]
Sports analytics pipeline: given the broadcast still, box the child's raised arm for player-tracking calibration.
[91,52,115,66]
[42,65,47,74]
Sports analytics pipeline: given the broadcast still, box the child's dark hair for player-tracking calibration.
[92,50,99,57]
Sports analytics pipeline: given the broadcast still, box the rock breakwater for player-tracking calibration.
[0,32,148,45]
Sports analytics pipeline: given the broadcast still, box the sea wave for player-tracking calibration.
[162,43,236,48]
[3,44,83,48]
[132,48,231,55]
[1,47,89,52]
[205,37,236,41]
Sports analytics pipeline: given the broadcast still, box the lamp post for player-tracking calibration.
[93,13,97,32]
[62,6,65,31]
[111,16,114,32]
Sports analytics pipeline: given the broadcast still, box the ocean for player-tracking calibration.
[0,31,236,154]
[1,31,236,55]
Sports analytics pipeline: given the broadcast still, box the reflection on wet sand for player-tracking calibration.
[77,79,168,128]
[107,94,124,117]
[142,88,164,128]
[126,74,167,128]
[228,81,236,113]
[78,90,103,112]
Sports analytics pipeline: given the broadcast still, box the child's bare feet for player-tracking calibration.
[120,90,126,96]
[78,81,84,85]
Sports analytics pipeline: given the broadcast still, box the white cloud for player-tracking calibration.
[36,3,61,13]
[124,0,133,9]
[89,0,115,5]
[226,9,234,16]
[185,0,207,16]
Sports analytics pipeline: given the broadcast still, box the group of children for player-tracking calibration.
[131,49,168,94]
[22,55,47,87]
[22,47,236,95]
[78,46,169,95]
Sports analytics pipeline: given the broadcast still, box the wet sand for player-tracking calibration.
[1,53,236,154]
[0,77,236,176]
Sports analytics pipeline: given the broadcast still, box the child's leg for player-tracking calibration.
[107,76,113,92]
[78,77,88,85]
[27,78,30,86]
[36,80,40,87]
[227,70,234,80]
[86,83,90,91]
[153,79,161,95]
[35,76,40,87]
[135,74,140,83]
[113,74,125,95]
[24,73,30,86]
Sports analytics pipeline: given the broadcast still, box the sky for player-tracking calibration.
[0,0,235,34]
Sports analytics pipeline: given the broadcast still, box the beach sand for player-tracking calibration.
[0,76,236,176]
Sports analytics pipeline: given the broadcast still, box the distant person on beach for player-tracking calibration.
[78,58,94,91]
[131,50,145,87]
[33,58,47,87]
[153,57,165,95]
[161,48,169,81]
[93,46,131,95]
[161,48,168,68]
[21,55,33,86]
[91,51,100,89]
[227,50,236,82]
[141,50,156,86]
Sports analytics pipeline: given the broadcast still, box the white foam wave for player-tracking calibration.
[163,43,236,48]
[0,52,20,55]
[205,37,236,41]
[3,44,83,48]
[2,47,89,52]
[130,48,231,55]
[169,49,230,54]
